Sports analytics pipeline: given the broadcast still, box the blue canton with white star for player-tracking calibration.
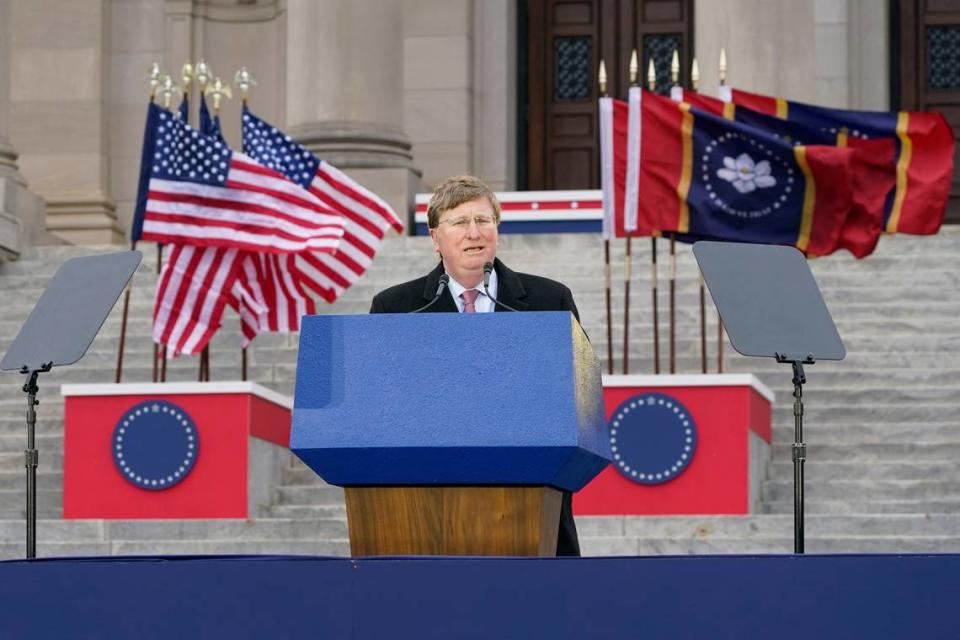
[242,107,319,189]
[151,106,232,186]
[112,399,200,491]
[607,393,697,485]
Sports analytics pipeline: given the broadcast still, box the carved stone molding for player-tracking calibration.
[44,192,124,245]
[0,136,25,187]
[0,178,22,259]
[289,121,420,175]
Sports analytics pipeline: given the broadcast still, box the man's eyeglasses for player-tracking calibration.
[438,214,496,230]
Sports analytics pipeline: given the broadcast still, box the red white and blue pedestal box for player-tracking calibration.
[575,374,774,516]
[61,382,291,519]
[414,189,602,235]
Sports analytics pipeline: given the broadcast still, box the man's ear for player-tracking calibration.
[429,228,441,255]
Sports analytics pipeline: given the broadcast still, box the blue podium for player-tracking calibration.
[291,312,611,556]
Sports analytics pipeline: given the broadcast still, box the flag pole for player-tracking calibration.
[622,51,640,375]
[154,73,182,383]
[191,62,216,382]
[115,257,133,383]
[235,67,256,382]
[691,57,708,374]
[202,75,233,381]
[717,48,728,373]
[599,61,614,375]
[668,50,680,374]
[647,57,661,374]
[116,63,163,384]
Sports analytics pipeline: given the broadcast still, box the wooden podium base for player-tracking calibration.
[344,486,562,557]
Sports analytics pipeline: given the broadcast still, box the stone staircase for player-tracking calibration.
[0,228,957,557]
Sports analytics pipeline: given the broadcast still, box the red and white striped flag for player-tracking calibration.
[234,107,404,341]
[295,162,402,303]
[135,103,347,355]
[229,253,318,346]
[152,245,243,355]
[139,104,345,254]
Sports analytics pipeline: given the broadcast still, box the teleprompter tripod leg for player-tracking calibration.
[21,368,46,559]
[791,361,807,554]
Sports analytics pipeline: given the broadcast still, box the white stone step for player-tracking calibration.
[109,539,350,556]
[576,513,960,538]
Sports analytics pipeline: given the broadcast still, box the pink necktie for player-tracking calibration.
[461,289,480,313]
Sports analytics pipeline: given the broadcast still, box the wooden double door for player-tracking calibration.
[898,0,960,223]
[522,0,695,191]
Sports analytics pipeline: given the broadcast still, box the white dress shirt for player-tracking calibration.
[447,270,498,313]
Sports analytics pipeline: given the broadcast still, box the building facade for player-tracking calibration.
[0,0,955,253]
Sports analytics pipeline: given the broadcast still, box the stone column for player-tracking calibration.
[847,0,889,110]
[695,0,817,103]
[286,0,420,224]
[0,0,18,185]
[472,0,516,191]
[0,0,54,255]
[8,0,122,244]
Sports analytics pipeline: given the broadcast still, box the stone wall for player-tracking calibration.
[0,0,892,247]
[695,0,889,110]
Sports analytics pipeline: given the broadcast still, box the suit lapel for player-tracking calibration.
[422,261,458,313]
[493,258,529,312]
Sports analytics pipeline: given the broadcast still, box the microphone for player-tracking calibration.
[411,274,450,313]
[483,262,519,312]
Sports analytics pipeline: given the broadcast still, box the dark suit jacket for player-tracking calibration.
[369,258,582,557]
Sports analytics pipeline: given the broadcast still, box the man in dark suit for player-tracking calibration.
[370,175,582,556]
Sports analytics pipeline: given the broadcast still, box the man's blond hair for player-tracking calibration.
[426,175,501,229]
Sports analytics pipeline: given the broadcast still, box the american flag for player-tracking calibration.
[151,96,243,356]
[153,244,243,355]
[221,107,403,344]
[231,254,317,345]
[136,101,345,355]
[242,107,404,305]
[137,103,345,254]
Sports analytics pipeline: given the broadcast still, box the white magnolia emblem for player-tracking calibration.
[717,153,777,194]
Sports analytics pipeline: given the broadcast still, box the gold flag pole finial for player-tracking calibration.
[719,48,728,86]
[629,49,639,86]
[146,62,162,100]
[234,67,257,104]
[691,58,700,91]
[670,49,680,86]
[646,58,657,92]
[158,74,181,111]
[181,62,194,93]
[206,77,233,114]
[194,60,212,91]
[598,59,608,96]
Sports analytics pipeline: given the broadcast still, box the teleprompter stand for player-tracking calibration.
[0,251,141,558]
[693,241,844,553]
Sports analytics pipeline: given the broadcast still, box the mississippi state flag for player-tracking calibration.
[672,88,888,258]
[722,86,954,236]
[630,88,854,256]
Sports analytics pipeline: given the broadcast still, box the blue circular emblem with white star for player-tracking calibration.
[112,400,199,491]
[608,393,697,485]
